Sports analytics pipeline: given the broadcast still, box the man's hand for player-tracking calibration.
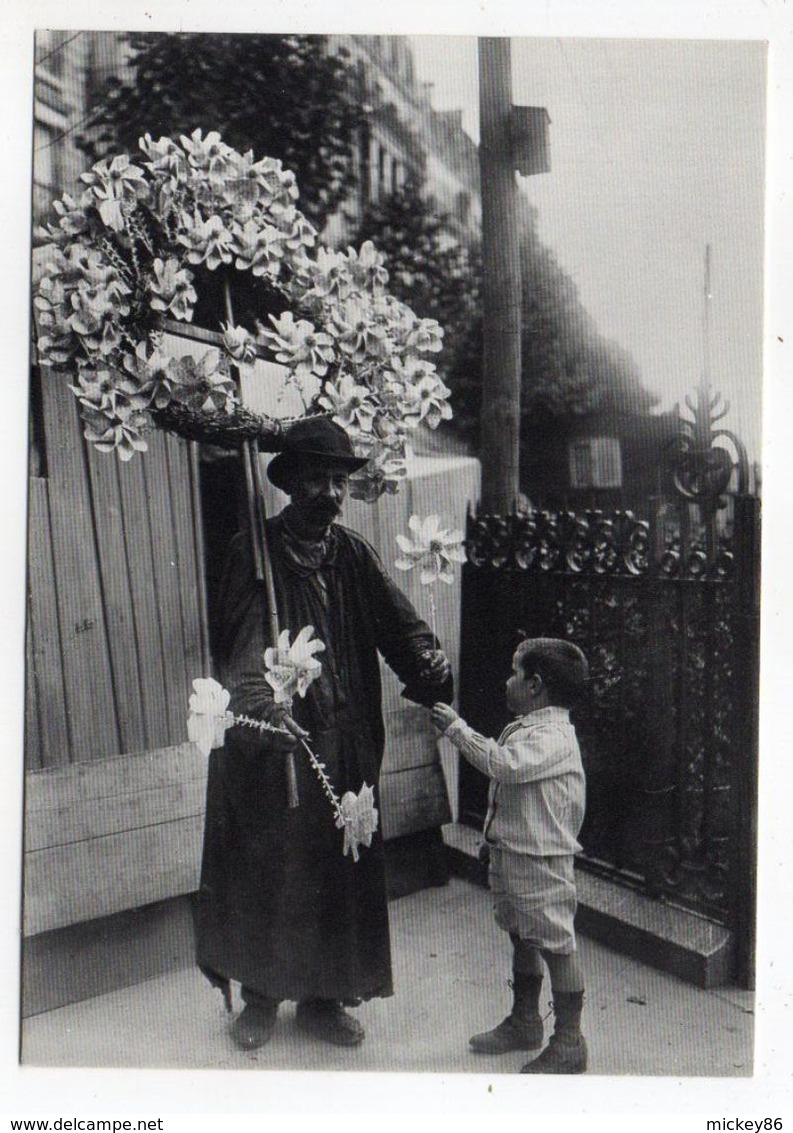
[430,702,460,733]
[418,648,452,684]
[269,708,310,752]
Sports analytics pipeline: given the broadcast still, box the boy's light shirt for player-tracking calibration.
[443,705,585,856]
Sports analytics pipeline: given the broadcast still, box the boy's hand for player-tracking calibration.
[430,702,459,733]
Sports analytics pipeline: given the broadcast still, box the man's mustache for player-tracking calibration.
[300,497,342,522]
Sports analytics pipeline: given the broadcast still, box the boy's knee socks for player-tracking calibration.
[552,990,584,1040]
[511,971,544,1022]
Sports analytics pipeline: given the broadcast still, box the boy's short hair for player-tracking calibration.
[515,637,589,708]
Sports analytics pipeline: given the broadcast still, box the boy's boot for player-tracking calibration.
[469,972,544,1054]
[520,991,587,1074]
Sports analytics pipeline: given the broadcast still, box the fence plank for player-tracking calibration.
[38,371,119,762]
[162,433,207,700]
[85,446,149,754]
[26,479,71,769]
[188,441,212,671]
[24,639,42,770]
[23,742,207,934]
[140,430,194,739]
[24,817,204,935]
[24,596,43,772]
[115,454,173,751]
[24,743,206,849]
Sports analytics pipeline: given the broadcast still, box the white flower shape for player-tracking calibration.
[80,154,148,232]
[330,298,388,363]
[170,347,235,414]
[177,210,234,270]
[405,317,444,355]
[395,514,466,586]
[275,204,317,252]
[149,257,197,321]
[347,241,389,293]
[348,435,407,503]
[262,311,335,379]
[81,401,150,462]
[318,374,377,433]
[337,783,379,862]
[70,367,151,414]
[231,219,284,276]
[402,370,453,430]
[310,246,355,301]
[139,133,189,185]
[122,339,180,408]
[221,321,257,366]
[180,128,230,183]
[264,625,326,705]
[187,677,234,757]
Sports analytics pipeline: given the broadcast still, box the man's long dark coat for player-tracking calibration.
[195,511,453,1005]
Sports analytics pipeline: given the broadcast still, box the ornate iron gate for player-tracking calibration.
[458,395,759,986]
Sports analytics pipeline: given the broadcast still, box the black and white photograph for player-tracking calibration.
[4,0,791,1122]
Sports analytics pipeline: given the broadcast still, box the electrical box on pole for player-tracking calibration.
[510,105,551,176]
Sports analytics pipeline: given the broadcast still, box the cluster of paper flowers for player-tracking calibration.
[33,130,453,496]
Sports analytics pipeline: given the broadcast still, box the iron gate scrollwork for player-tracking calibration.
[458,396,759,986]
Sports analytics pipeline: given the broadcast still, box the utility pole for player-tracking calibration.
[478,37,522,513]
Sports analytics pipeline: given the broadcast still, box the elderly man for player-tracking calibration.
[195,417,454,1051]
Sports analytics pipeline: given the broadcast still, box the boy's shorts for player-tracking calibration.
[488,845,578,954]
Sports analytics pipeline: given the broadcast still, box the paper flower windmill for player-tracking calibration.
[187,676,289,758]
[187,677,235,757]
[338,784,378,862]
[263,624,325,705]
[395,514,466,638]
[395,513,466,585]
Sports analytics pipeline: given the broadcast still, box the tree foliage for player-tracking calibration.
[78,33,364,230]
[447,197,657,460]
[357,182,656,482]
[353,180,481,393]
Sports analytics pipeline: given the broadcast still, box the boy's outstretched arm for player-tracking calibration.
[431,703,573,783]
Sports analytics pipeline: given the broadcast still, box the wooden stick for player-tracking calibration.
[223,279,299,807]
[248,441,300,808]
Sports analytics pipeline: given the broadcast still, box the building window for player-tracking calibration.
[569,437,622,489]
[32,122,57,225]
[28,366,48,479]
[369,137,381,201]
[378,144,388,196]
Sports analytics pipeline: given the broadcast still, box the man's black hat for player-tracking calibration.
[267,416,368,491]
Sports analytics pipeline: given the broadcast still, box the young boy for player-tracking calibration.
[431,637,589,1074]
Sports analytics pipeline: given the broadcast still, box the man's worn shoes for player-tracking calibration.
[469,1013,544,1054]
[296,999,365,1047]
[520,1034,588,1074]
[231,1002,279,1050]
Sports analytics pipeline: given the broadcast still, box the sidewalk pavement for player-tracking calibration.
[20,877,753,1077]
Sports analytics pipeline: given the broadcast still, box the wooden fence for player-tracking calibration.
[24,362,210,944]
[26,365,209,772]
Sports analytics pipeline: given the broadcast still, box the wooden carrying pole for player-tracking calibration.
[223,281,299,807]
[478,37,522,514]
